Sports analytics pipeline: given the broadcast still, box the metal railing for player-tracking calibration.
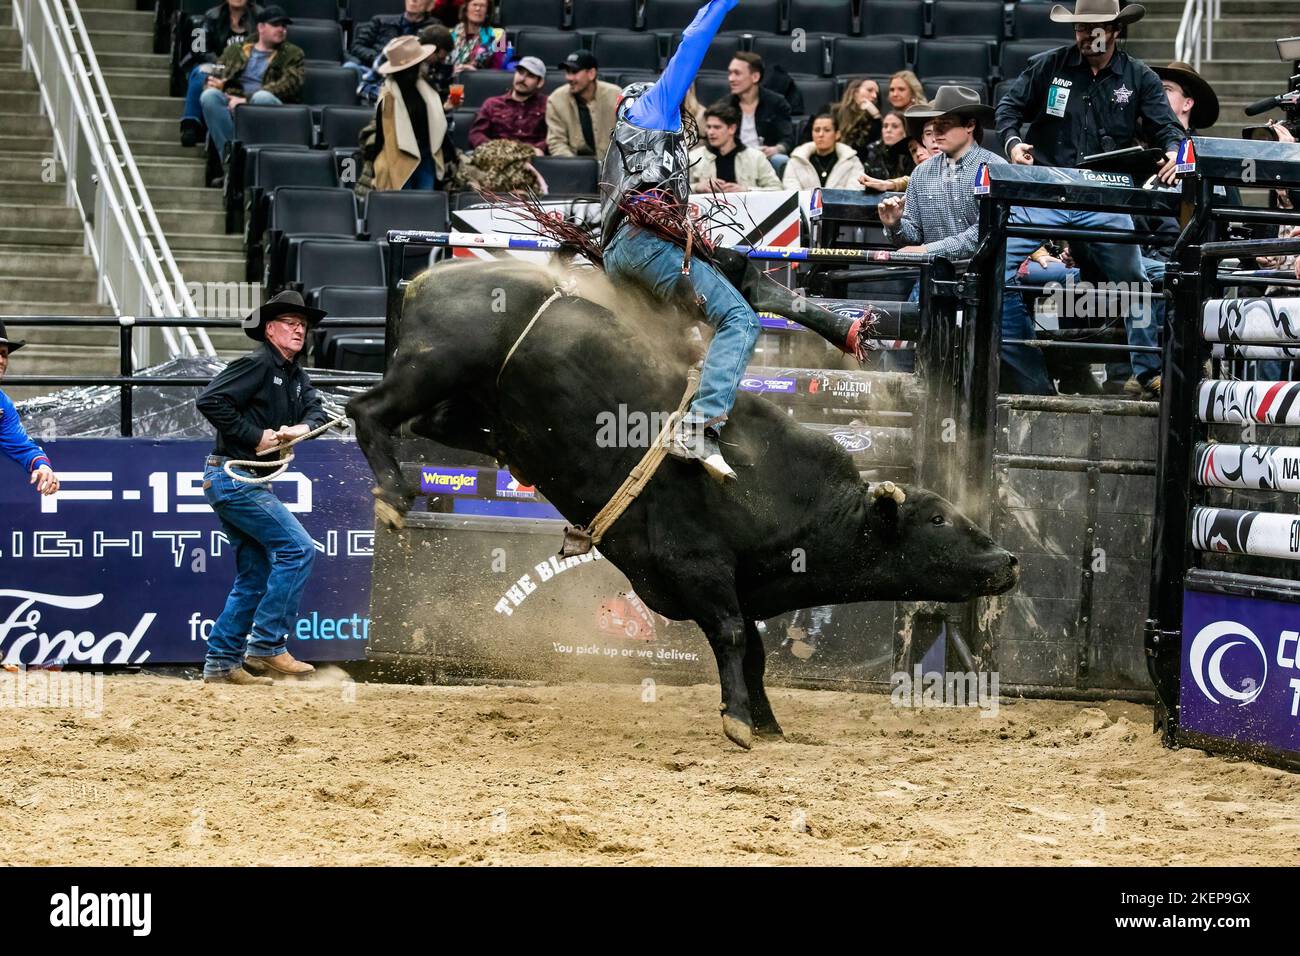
[1175,0,1219,71]
[13,0,206,363]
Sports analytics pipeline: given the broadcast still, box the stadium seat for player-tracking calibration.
[543,69,569,94]
[1000,38,1060,80]
[497,0,566,30]
[751,34,826,78]
[569,0,638,32]
[365,189,449,237]
[245,149,339,268]
[318,328,388,371]
[295,239,386,305]
[346,0,401,32]
[449,108,477,151]
[591,32,660,72]
[264,186,360,291]
[615,69,658,87]
[226,105,315,233]
[788,0,854,36]
[860,0,924,41]
[280,0,342,20]
[315,285,387,318]
[714,0,781,34]
[836,73,892,99]
[832,37,909,76]
[642,0,708,34]
[290,19,346,61]
[793,75,837,114]
[931,1,1005,42]
[1013,2,1069,41]
[531,156,599,195]
[693,70,731,108]
[302,63,360,106]
[668,32,746,73]
[319,104,374,150]
[461,69,513,108]
[513,28,580,66]
[915,39,992,81]
[993,78,1015,106]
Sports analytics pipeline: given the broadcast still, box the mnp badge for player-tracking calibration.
[1174,138,1196,175]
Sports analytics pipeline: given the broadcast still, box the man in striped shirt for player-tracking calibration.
[878,86,1005,260]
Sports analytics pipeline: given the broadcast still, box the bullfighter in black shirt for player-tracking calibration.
[196,291,331,684]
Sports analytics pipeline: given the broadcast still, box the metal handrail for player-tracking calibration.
[1175,0,1217,71]
[63,0,212,356]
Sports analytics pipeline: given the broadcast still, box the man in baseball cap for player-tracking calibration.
[547,50,621,159]
[467,54,550,153]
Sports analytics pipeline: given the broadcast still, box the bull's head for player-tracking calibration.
[860,484,1019,602]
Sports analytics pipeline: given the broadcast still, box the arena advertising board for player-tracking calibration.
[1181,587,1300,755]
[0,439,374,666]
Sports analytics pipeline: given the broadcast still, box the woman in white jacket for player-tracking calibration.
[782,112,866,190]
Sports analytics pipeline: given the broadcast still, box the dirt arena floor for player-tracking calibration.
[2,672,1297,866]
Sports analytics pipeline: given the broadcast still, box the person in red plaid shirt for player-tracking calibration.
[468,55,549,153]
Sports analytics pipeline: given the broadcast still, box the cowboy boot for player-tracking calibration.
[203,666,273,686]
[244,652,316,677]
[666,416,736,483]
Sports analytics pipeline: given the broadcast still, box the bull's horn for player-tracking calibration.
[871,480,907,504]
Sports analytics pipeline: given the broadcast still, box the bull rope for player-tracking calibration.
[223,414,351,485]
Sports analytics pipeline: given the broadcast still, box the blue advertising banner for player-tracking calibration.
[1181,587,1300,755]
[0,439,375,666]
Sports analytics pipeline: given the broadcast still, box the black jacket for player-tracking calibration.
[763,64,803,116]
[196,342,329,460]
[349,12,431,67]
[182,2,262,71]
[995,44,1184,169]
[728,88,795,155]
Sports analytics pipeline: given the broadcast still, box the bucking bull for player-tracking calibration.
[348,256,1019,748]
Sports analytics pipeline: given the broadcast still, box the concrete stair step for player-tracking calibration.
[3,303,115,318]
[102,69,171,98]
[0,204,79,230]
[0,67,39,92]
[0,246,98,280]
[155,207,229,234]
[1195,37,1294,59]
[138,184,225,210]
[0,179,67,203]
[0,134,56,153]
[130,139,211,159]
[95,51,171,71]
[6,326,118,348]
[0,27,21,50]
[1122,40,1177,61]
[136,160,208,189]
[1142,16,1297,39]
[0,111,52,138]
[75,0,142,11]
[0,152,61,182]
[79,8,158,31]
[119,115,185,142]
[0,276,99,301]
[85,30,156,55]
[175,256,249,284]
[111,94,184,121]
[1196,60,1296,82]
[0,227,84,246]
[168,232,246,253]
[0,91,43,114]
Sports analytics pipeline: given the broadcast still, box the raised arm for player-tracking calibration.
[625,0,739,132]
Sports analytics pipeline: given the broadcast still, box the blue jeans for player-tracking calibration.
[200,87,282,156]
[1002,205,1160,394]
[604,225,760,428]
[404,153,437,190]
[201,464,315,677]
[182,64,207,123]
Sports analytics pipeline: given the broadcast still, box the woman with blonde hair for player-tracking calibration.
[450,0,505,74]
[886,70,927,112]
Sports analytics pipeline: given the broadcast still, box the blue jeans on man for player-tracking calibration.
[604,225,760,430]
[1001,205,1160,395]
[200,87,282,156]
[201,463,315,678]
[182,64,208,124]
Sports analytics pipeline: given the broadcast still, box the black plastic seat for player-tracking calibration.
[315,285,387,318]
[788,0,854,36]
[793,75,837,115]
[449,107,477,151]
[668,32,745,73]
[513,28,581,66]
[915,39,992,81]
[1000,38,1060,80]
[345,0,398,32]
[289,19,346,61]
[931,1,1005,42]
[226,104,315,233]
[295,239,386,304]
[1014,2,1069,41]
[569,0,638,32]
[461,69,513,108]
[860,0,924,41]
[693,70,730,108]
[280,0,341,21]
[264,186,359,291]
[591,32,660,72]
[302,62,360,106]
[751,34,826,78]
[497,0,566,30]
[245,149,339,270]
[531,156,599,195]
[833,37,908,76]
[319,104,374,150]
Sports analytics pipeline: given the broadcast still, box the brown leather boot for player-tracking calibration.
[203,666,273,686]
[244,652,315,677]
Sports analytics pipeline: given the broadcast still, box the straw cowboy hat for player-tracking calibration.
[243,290,326,342]
[378,35,438,75]
[903,85,995,142]
[1049,0,1145,25]
[1152,60,1219,130]
[0,319,25,353]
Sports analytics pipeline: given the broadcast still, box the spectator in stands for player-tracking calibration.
[178,0,263,147]
[468,56,549,153]
[0,321,59,498]
[200,6,304,159]
[782,113,866,189]
[429,0,465,27]
[878,87,1004,260]
[689,102,782,193]
[367,36,449,191]
[995,0,1184,397]
[887,71,927,112]
[764,63,804,115]
[833,78,882,160]
[861,116,931,192]
[860,111,914,185]
[546,50,620,160]
[417,23,456,101]
[344,0,434,85]
[726,52,794,175]
[450,0,507,74]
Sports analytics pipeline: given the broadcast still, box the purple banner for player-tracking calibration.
[420,466,480,495]
[1181,587,1300,755]
[0,439,374,666]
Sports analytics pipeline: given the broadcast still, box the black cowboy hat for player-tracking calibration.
[903,85,995,142]
[243,289,326,342]
[1152,60,1219,131]
[0,319,25,353]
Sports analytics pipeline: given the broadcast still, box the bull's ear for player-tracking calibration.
[868,490,902,543]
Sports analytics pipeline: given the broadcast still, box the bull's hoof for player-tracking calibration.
[722,714,754,750]
[371,487,408,530]
[753,718,785,740]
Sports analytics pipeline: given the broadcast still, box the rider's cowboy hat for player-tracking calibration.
[1151,60,1219,130]
[243,289,326,342]
[903,85,995,142]
[378,35,439,75]
[0,319,25,353]
[1050,0,1145,25]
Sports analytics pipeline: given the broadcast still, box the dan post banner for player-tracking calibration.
[0,439,375,667]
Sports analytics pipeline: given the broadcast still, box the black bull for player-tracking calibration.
[347,258,1018,748]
